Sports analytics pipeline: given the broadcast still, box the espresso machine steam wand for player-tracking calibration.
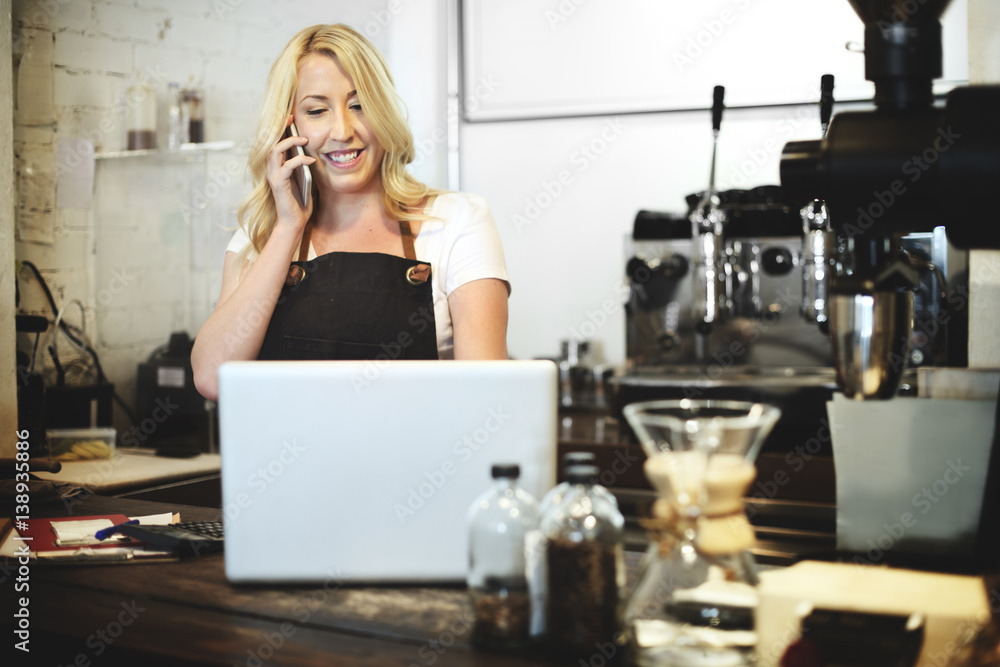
[689,86,728,346]
[800,74,836,333]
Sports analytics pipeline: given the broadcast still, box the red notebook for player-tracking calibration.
[17,514,134,553]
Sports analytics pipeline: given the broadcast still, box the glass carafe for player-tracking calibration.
[622,399,780,667]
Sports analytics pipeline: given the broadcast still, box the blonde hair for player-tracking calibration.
[235,24,439,275]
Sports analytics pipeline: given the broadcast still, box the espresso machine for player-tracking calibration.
[618,73,960,464]
[626,191,837,371]
[622,194,835,466]
[624,86,839,379]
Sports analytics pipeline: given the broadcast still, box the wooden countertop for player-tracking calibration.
[4,495,640,666]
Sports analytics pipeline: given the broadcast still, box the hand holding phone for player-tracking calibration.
[287,122,313,210]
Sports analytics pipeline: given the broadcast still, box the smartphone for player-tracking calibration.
[287,122,312,209]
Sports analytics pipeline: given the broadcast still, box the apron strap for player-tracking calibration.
[282,224,311,286]
[398,221,417,260]
[286,264,306,286]
[399,221,431,285]
[288,221,429,285]
[297,224,312,262]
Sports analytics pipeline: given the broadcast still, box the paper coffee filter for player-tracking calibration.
[644,450,708,507]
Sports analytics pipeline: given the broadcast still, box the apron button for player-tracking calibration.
[406,264,431,285]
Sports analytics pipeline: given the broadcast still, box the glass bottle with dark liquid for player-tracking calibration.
[182,88,204,144]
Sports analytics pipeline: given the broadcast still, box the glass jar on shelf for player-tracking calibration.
[559,339,593,408]
[166,82,185,151]
[127,84,157,150]
[181,87,204,143]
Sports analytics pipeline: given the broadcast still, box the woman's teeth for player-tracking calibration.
[328,150,360,163]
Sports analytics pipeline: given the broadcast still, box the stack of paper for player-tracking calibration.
[1,513,179,563]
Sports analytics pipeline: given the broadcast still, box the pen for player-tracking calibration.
[95,519,139,541]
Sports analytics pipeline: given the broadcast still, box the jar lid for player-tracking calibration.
[491,463,520,479]
[562,451,596,469]
[565,464,599,485]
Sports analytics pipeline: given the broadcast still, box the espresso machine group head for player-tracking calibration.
[780,0,1000,399]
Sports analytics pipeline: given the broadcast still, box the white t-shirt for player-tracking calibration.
[225,191,509,359]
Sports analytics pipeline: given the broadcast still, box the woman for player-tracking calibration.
[192,24,510,401]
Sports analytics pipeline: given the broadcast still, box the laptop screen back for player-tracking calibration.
[218,359,557,583]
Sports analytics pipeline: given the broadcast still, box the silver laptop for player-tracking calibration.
[217,359,557,584]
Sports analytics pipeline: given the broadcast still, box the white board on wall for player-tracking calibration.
[462,0,969,120]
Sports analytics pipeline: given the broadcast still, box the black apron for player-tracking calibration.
[258,221,439,361]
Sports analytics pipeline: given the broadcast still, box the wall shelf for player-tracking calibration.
[95,141,236,160]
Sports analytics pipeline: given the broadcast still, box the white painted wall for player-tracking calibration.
[384,0,450,190]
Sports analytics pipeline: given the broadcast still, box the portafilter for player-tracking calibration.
[828,246,919,400]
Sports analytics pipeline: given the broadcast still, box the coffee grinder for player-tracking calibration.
[780,0,1000,398]
[779,0,1000,569]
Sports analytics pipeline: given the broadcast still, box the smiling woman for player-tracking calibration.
[190,24,511,401]
[294,54,386,204]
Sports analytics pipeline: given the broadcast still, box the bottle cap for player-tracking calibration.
[565,464,599,485]
[562,451,596,470]
[491,463,520,479]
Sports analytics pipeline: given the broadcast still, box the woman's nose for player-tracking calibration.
[328,109,353,143]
